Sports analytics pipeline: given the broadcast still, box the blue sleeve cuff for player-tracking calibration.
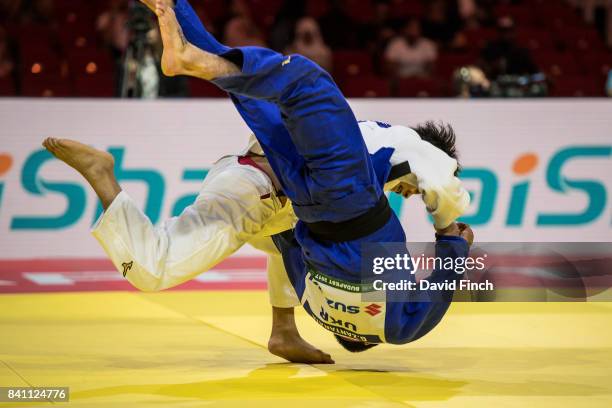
[435,234,468,244]
[434,234,470,258]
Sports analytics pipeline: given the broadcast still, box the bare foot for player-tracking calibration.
[139,0,156,12]
[140,0,174,13]
[42,138,120,209]
[268,330,334,365]
[155,0,185,76]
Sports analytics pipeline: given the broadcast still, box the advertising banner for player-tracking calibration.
[1,99,610,262]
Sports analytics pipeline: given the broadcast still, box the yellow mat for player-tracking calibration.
[1,291,611,407]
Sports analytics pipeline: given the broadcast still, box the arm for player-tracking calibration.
[428,222,473,284]
[385,223,473,344]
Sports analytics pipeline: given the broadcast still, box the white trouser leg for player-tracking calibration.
[267,252,301,308]
[91,157,280,292]
[249,235,301,308]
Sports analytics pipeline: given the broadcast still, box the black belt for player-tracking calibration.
[388,161,411,182]
[303,194,392,243]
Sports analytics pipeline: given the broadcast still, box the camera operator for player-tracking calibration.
[120,0,187,98]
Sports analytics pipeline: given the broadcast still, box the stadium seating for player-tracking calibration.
[435,52,478,79]
[550,75,605,97]
[188,78,227,97]
[515,29,555,51]
[0,0,609,98]
[534,51,582,77]
[341,75,391,98]
[332,50,374,86]
[68,48,115,97]
[581,52,612,76]
[21,75,72,97]
[398,77,445,97]
[73,72,114,97]
[0,77,15,95]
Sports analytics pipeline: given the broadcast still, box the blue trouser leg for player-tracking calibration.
[173,0,310,202]
[213,51,382,223]
[174,0,229,54]
[172,0,405,283]
[173,0,379,221]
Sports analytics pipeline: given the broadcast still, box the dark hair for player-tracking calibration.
[334,334,379,353]
[412,121,461,175]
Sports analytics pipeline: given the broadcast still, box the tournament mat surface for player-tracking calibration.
[1,292,611,407]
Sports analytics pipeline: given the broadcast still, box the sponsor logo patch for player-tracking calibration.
[364,303,382,316]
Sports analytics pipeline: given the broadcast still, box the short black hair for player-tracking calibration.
[412,121,461,175]
[334,334,379,353]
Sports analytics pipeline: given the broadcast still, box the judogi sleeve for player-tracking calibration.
[385,235,470,344]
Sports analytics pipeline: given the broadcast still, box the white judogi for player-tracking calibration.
[358,121,470,229]
[92,155,301,308]
[92,124,469,309]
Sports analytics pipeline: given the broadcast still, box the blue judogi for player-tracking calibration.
[174,0,469,344]
[174,0,406,278]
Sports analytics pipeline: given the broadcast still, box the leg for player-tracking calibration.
[155,0,238,79]
[138,0,160,12]
[42,138,119,209]
[139,0,173,12]
[268,307,334,364]
[249,239,332,364]
[156,0,382,222]
[43,139,280,292]
[92,156,281,292]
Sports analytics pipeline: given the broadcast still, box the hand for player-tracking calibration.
[435,222,460,237]
[457,222,474,246]
[436,222,474,247]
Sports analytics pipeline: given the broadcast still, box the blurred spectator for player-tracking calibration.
[229,0,251,18]
[269,0,306,52]
[363,0,400,50]
[19,0,54,24]
[480,16,538,79]
[458,0,478,21]
[0,0,601,99]
[457,0,487,30]
[223,16,266,47]
[318,0,359,49]
[362,0,403,72]
[472,0,497,27]
[384,18,438,78]
[607,70,612,97]
[0,27,15,80]
[285,17,332,72]
[97,0,129,56]
[0,0,23,23]
[422,0,463,47]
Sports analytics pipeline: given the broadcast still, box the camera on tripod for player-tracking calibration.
[120,0,158,98]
